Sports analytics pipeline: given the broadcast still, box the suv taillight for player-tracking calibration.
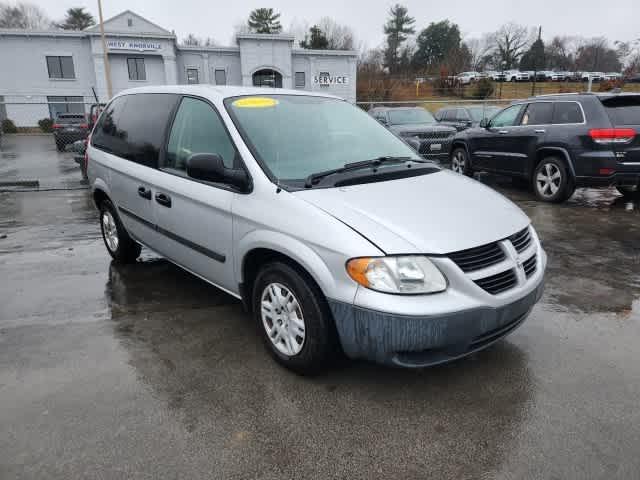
[589,128,636,144]
[79,123,88,129]
[52,124,62,129]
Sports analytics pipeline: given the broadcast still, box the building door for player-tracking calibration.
[252,69,282,88]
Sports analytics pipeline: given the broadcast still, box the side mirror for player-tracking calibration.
[466,120,473,128]
[186,153,249,191]
[479,118,489,128]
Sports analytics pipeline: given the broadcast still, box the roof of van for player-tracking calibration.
[112,84,343,101]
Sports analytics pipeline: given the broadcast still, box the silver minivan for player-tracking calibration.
[88,85,546,374]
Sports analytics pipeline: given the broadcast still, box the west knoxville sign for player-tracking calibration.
[313,74,349,85]
[107,40,161,51]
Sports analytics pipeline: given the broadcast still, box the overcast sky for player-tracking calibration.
[29,0,639,48]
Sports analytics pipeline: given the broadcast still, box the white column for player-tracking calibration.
[202,54,210,83]
[92,54,110,102]
[163,55,178,85]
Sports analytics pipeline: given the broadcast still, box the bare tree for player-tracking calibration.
[465,34,494,71]
[492,22,531,69]
[317,17,355,50]
[0,2,51,29]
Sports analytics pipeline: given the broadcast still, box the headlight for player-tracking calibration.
[346,256,447,294]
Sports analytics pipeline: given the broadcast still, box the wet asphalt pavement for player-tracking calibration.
[1,135,640,479]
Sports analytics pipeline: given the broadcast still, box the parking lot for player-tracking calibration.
[1,134,639,479]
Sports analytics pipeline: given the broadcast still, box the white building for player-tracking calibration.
[0,10,357,126]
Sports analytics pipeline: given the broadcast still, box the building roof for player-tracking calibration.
[85,10,173,36]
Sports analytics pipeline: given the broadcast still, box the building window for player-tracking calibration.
[47,96,84,119]
[127,58,146,81]
[46,56,75,79]
[214,69,227,85]
[295,72,305,88]
[186,68,199,84]
[127,18,133,27]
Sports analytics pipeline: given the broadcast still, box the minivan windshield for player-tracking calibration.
[388,108,436,125]
[225,95,423,184]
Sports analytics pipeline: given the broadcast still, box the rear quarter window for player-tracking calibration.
[552,102,584,124]
[92,93,179,167]
[601,96,640,125]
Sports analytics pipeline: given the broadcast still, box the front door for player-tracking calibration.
[470,104,525,171]
[152,96,238,292]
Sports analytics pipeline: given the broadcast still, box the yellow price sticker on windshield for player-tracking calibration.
[233,97,279,108]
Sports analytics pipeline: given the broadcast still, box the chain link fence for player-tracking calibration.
[0,99,104,155]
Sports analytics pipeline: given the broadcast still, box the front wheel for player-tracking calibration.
[99,199,141,263]
[532,157,575,203]
[252,262,338,375]
[450,147,473,177]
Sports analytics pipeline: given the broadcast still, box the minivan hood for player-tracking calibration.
[294,170,529,254]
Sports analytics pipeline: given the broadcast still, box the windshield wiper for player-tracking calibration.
[304,156,424,188]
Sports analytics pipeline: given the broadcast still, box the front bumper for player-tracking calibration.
[328,277,544,368]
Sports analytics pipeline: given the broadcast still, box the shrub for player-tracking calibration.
[38,117,54,133]
[471,78,495,99]
[1,118,17,134]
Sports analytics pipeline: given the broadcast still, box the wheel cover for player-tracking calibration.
[452,150,466,173]
[260,282,306,356]
[101,210,119,252]
[536,163,562,198]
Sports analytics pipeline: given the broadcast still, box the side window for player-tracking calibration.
[92,94,178,167]
[521,102,553,125]
[490,104,524,128]
[456,109,470,121]
[166,97,237,172]
[552,102,584,124]
[444,110,457,121]
[91,96,128,155]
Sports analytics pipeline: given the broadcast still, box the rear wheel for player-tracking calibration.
[450,147,473,177]
[55,139,65,152]
[252,262,338,375]
[99,199,141,263]
[532,157,575,203]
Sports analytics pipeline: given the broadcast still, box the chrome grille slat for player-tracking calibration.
[449,243,505,273]
[474,269,517,295]
[509,227,532,253]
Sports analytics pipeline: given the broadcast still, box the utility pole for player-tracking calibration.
[531,26,542,97]
[97,0,113,99]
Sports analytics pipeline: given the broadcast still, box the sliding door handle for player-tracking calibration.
[155,192,172,208]
[137,186,152,200]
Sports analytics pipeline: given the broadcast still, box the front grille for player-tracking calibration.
[509,227,532,253]
[474,269,517,295]
[412,131,455,140]
[449,242,505,273]
[523,254,537,278]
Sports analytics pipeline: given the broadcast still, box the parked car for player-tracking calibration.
[604,72,622,81]
[87,85,546,373]
[449,92,640,202]
[487,71,507,82]
[369,106,457,160]
[52,112,89,151]
[505,70,530,82]
[581,72,603,82]
[435,105,502,131]
[456,71,478,85]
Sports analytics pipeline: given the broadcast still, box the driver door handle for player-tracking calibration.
[498,130,509,134]
[155,192,172,208]
[534,129,546,134]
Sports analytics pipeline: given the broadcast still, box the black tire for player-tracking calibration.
[616,185,639,197]
[532,157,575,203]
[55,140,65,152]
[252,261,338,375]
[450,147,473,177]
[99,199,141,263]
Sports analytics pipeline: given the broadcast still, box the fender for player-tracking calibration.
[91,177,112,206]
[534,146,577,178]
[236,229,340,300]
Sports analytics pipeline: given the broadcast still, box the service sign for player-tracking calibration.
[313,74,349,86]
[107,40,162,52]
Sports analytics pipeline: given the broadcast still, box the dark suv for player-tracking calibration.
[449,93,640,202]
[369,106,456,161]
